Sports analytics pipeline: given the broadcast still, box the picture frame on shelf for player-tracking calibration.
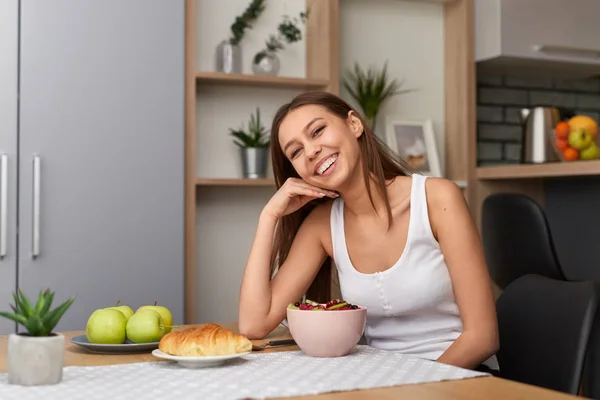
[384,117,443,178]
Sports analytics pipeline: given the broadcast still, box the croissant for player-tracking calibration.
[158,323,253,357]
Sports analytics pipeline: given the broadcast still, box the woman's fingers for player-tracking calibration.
[263,177,339,219]
[289,184,326,199]
[287,179,338,198]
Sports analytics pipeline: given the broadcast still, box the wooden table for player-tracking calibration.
[0,323,581,399]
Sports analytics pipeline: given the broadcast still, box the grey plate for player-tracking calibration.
[70,334,159,354]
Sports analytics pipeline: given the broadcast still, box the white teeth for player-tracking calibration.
[317,154,338,175]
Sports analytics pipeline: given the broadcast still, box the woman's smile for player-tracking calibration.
[315,153,338,176]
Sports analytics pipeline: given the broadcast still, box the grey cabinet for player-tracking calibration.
[0,0,19,335]
[475,0,600,75]
[0,0,185,334]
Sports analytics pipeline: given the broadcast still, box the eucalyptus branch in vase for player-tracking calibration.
[228,0,266,46]
[342,61,415,131]
[216,0,266,73]
[252,10,309,75]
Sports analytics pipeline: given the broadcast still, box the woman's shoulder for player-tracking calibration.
[421,176,470,238]
[422,176,465,206]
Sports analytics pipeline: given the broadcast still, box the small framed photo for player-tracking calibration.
[384,117,443,177]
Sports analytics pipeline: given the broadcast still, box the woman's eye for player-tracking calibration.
[288,126,324,159]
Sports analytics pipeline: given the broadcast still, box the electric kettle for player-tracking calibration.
[520,107,575,163]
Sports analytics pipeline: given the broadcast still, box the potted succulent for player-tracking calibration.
[252,10,309,76]
[230,107,270,179]
[0,289,75,386]
[216,0,266,74]
[342,61,414,131]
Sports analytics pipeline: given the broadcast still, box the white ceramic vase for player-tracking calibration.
[251,50,280,76]
[8,333,65,386]
[215,39,242,74]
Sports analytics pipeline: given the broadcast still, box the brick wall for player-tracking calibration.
[476,74,600,166]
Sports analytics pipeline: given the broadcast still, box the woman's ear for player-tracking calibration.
[347,111,364,138]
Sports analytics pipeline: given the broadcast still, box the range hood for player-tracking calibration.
[475,0,600,78]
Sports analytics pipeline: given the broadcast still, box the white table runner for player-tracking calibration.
[0,345,489,400]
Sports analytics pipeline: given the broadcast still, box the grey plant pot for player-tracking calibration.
[241,147,269,179]
[8,333,65,386]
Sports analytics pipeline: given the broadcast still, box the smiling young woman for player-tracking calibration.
[238,91,500,374]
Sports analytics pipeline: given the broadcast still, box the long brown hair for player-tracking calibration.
[269,91,416,303]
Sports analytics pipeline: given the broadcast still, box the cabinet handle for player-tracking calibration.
[32,155,40,258]
[0,155,7,259]
[533,44,600,59]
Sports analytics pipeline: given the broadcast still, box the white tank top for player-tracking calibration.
[330,174,499,369]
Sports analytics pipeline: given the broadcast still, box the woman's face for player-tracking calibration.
[278,105,363,190]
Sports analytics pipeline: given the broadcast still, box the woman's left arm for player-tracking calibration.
[426,178,499,370]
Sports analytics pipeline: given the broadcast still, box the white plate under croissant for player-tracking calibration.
[152,323,253,368]
[152,349,250,368]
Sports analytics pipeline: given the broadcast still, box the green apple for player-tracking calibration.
[105,300,134,321]
[136,301,173,333]
[568,128,593,150]
[86,309,127,344]
[126,309,165,343]
[581,142,599,160]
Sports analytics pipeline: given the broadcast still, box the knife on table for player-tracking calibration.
[252,339,296,351]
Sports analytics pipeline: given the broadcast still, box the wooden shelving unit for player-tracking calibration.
[184,0,340,324]
[476,160,600,180]
[196,71,329,90]
[195,178,275,187]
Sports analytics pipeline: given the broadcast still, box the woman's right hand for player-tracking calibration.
[262,178,338,220]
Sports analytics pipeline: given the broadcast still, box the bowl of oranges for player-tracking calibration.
[554,115,599,161]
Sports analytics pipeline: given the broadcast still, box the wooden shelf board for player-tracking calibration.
[195,71,329,90]
[476,160,600,180]
[195,178,275,187]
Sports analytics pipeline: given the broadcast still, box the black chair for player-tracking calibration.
[481,193,566,289]
[583,310,600,399]
[496,274,600,394]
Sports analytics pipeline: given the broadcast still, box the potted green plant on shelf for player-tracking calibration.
[216,0,266,74]
[252,10,309,76]
[342,61,414,131]
[0,289,75,386]
[230,107,270,179]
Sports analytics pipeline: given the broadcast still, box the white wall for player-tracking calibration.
[339,0,446,170]
[194,0,446,324]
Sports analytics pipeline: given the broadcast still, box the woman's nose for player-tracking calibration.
[306,144,321,161]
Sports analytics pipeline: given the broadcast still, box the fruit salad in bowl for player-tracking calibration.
[286,299,366,358]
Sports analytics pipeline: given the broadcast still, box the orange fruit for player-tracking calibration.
[563,147,579,161]
[568,115,598,138]
[554,121,570,139]
[555,138,568,150]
